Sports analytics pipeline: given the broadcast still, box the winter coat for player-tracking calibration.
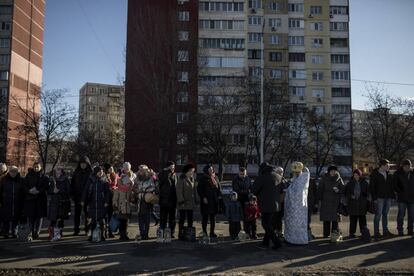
[176,176,198,210]
[112,189,132,219]
[48,176,71,221]
[346,177,369,216]
[393,169,414,203]
[226,200,243,222]
[308,178,318,210]
[23,169,49,219]
[158,170,177,208]
[232,175,252,205]
[133,177,157,215]
[82,175,110,220]
[369,169,395,200]
[197,174,222,216]
[244,202,260,222]
[70,156,92,202]
[251,164,281,213]
[0,173,24,221]
[318,173,345,222]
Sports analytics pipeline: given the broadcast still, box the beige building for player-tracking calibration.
[78,82,125,144]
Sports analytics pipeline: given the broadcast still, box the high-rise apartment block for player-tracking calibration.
[0,0,45,170]
[125,0,352,173]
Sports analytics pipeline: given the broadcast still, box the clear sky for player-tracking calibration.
[43,0,414,111]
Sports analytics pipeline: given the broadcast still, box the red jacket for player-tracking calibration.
[244,202,260,222]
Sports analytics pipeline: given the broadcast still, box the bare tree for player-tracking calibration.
[13,89,77,172]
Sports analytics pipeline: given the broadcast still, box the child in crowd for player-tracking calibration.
[244,194,260,239]
[226,192,243,240]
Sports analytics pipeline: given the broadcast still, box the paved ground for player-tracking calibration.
[0,206,413,275]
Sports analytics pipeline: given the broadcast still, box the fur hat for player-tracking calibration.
[291,162,304,173]
[327,165,338,173]
[123,162,132,171]
[9,166,19,173]
[0,163,7,173]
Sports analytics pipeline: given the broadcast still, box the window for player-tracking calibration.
[332,104,351,114]
[311,55,323,64]
[330,22,348,31]
[248,16,262,25]
[289,53,305,62]
[178,71,189,82]
[312,38,323,48]
[177,133,188,145]
[176,112,189,123]
[201,56,245,68]
[312,72,324,81]
[269,52,282,62]
[1,21,11,31]
[311,22,323,31]
[177,91,188,103]
[289,70,306,79]
[178,11,190,21]
[269,35,280,45]
[313,106,325,115]
[249,67,262,77]
[269,2,280,11]
[312,89,325,99]
[288,36,304,45]
[310,6,322,15]
[0,54,9,65]
[269,18,281,28]
[176,154,188,165]
[178,50,189,61]
[0,38,10,48]
[178,31,189,41]
[248,0,262,9]
[330,6,348,15]
[178,0,189,4]
[289,86,305,97]
[0,71,8,81]
[288,3,303,13]
[200,2,244,12]
[332,87,350,97]
[330,38,348,47]
[0,6,12,15]
[248,49,263,60]
[199,20,244,30]
[248,32,262,43]
[331,54,349,64]
[289,19,304,28]
[270,69,282,79]
[332,71,350,80]
[200,38,245,50]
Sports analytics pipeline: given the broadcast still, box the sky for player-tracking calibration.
[43,0,414,111]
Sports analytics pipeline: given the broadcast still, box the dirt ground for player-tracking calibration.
[0,206,413,275]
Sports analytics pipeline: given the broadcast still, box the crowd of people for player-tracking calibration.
[0,157,413,250]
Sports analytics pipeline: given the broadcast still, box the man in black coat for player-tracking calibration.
[70,156,92,235]
[251,162,282,250]
[158,161,178,238]
[394,159,414,236]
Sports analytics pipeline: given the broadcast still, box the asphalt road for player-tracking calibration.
[0,206,413,275]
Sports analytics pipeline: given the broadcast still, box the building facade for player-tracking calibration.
[125,0,352,175]
[0,0,45,171]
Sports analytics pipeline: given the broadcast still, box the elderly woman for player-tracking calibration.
[284,162,310,245]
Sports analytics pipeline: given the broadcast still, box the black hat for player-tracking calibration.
[402,159,412,167]
[203,164,213,175]
[182,163,195,174]
[93,166,103,175]
[166,161,175,168]
[327,165,338,173]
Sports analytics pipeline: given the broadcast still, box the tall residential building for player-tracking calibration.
[78,82,125,143]
[125,0,352,174]
[0,0,45,170]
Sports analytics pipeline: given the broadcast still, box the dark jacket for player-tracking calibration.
[226,200,243,222]
[71,156,92,202]
[23,169,49,219]
[48,175,71,221]
[176,175,198,210]
[369,169,395,200]
[346,177,369,216]
[319,173,345,222]
[232,175,252,205]
[251,164,281,213]
[158,170,177,208]
[393,169,414,203]
[308,178,318,211]
[82,175,110,220]
[197,174,222,216]
[0,173,24,221]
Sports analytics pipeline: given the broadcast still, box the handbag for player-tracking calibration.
[109,215,120,233]
[144,190,159,205]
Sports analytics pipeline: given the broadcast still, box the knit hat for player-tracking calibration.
[353,169,362,177]
[327,165,338,173]
[182,163,195,174]
[123,162,131,171]
[291,162,304,173]
[402,159,412,167]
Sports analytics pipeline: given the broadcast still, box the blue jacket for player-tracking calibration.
[226,200,243,222]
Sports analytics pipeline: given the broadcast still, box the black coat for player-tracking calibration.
[48,176,71,221]
[308,178,318,210]
[158,170,177,208]
[0,173,24,221]
[82,175,110,220]
[369,169,395,200]
[318,173,345,222]
[232,175,252,205]
[23,170,49,219]
[346,178,369,216]
[70,156,92,202]
[197,174,222,216]
[393,169,414,203]
[251,165,281,213]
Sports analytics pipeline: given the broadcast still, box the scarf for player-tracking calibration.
[353,179,361,200]
[209,173,218,187]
